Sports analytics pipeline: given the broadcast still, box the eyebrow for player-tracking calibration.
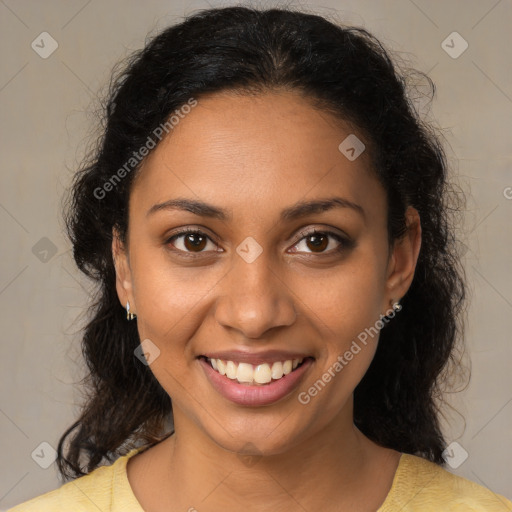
[146,196,366,223]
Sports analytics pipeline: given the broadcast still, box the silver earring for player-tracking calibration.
[391,298,402,312]
[126,300,137,320]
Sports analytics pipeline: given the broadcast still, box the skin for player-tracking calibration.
[112,90,422,512]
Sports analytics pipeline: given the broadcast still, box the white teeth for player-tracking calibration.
[236,363,254,383]
[254,363,272,384]
[271,361,283,379]
[207,357,305,385]
[226,360,237,380]
[217,359,226,376]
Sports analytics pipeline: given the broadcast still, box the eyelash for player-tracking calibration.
[165,227,352,257]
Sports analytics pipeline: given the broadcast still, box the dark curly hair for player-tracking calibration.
[58,5,468,480]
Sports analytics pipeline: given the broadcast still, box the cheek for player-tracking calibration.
[300,280,383,418]
[299,250,385,380]
[131,244,219,323]
[129,251,213,400]
[128,248,217,370]
[298,251,385,332]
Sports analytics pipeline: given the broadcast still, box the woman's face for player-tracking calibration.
[114,90,420,455]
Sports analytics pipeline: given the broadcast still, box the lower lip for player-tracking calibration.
[198,357,314,406]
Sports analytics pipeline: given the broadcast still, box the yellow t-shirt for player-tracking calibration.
[8,448,512,511]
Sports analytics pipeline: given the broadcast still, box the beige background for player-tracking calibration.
[1,0,511,508]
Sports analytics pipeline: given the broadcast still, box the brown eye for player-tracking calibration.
[304,232,329,252]
[183,232,207,252]
[291,229,350,254]
[167,229,219,253]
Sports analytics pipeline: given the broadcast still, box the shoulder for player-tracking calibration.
[6,465,114,512]
[379,453,512,511]
[7,449,142,512]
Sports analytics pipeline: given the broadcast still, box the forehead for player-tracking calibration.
[130,90,385,224]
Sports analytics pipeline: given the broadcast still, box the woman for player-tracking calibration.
[9,6,512,511]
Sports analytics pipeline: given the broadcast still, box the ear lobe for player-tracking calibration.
[112,227,133,306]
[385,206,422,299]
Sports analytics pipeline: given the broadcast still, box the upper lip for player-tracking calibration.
[199,350,313,365]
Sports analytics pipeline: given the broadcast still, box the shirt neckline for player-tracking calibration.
[112,446,147,511]
[112,447,408,510]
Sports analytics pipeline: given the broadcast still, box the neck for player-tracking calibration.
[142,399,397,511]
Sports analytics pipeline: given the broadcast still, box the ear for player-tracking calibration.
[384,206,422,309]
[112,226,135,312]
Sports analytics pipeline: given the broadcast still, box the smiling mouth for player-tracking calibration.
[198,355,314,386]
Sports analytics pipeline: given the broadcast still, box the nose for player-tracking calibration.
[213,249,297,339]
